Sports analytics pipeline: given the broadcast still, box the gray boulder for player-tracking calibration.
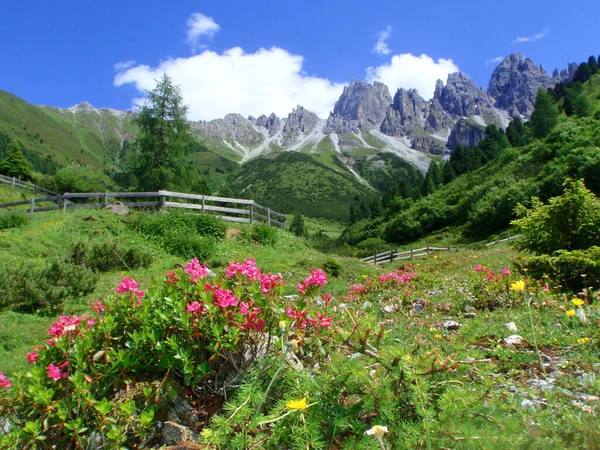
[447,118,486,150]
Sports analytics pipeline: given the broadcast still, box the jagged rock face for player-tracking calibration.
[324,80,392,133]
[553,63,579,83]
[196,113,264,147]
[255,113,281,137]
[447,118,486,150]
[281,106,319,147]
[488,53,555,119]
[436,73,495,117]
[380,89,428,137]
[408,132,446,155]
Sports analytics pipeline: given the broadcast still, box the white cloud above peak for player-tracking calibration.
[114,46,346,121]
[511,28,550,44]
[373,26,392,55]
[366,53,459,100]
[186,13,220,52]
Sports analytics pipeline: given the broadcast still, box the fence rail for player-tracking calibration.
[0,190,287,229]
[362,234,523,265]
[0,174,58,196]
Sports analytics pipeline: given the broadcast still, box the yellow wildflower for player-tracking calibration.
[511,280,526,291]
[577,337,590,344]
[566,309,576,317]
[429,327,437,332]
[366,425,389,438]
[434,334,443,339]
[571,298,585,307]
[286,398,309,411]
[200,428,213,438]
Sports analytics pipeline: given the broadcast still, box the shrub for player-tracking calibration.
[0,213,28,231]
[251,224,278,246]
[71,240,153,272]
[0,259,333,448]
[165,234,216,261]
[0,260,97,314]
[323,257,343,277]
[132,211,226,241]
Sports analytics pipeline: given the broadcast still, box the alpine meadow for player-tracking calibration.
[1,3,600,448]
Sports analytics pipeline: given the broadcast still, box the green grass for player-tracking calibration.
[362,132,385,149]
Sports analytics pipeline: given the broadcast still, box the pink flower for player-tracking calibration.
[48,315,85,339]
[186,301,206,314]
[238,303,264,331]
[87,318,96,329]
[239,301,254,315]
[213,289,238,309]
[115,278,145,300]
[226,258,262,281]
[308,312,332,328]
[91,300,105,313]
[47,364,62,381]
[166,270,180,285]
[260,272,285,294]
[185,258,208,282]
[204,282,221,292]
[542,285,550,292]
[27,351,39,364]
[474,264,484,272]
[501,268,511,276]
[0,371,11,388]
[349,284,367,296]
[297,268,328,294]
[286,307,307,328]
[321,293,333,304]
[46,338,55,347]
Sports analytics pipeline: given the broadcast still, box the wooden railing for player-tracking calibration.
[0,190,287,229]
[0,174,58,196]
[361,234,524,265]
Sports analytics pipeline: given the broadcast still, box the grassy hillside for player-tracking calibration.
[229,151,374,221]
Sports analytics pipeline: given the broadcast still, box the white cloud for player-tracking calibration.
[373,26,392,55]
[113,60,136,71]
[366,53,459,99]
[186,13,220,52]
[485,56,504,66]
[114,47,345,120]
[511,28,550,43]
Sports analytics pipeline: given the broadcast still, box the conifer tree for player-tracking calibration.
[0,141,32,180]
[289,212,308,238]
[530,88,558,139]
[442,160,456,184]
[505,117,525,147]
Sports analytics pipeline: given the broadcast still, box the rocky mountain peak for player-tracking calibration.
[69,101,96,113]
[324,79,392,133]
[195,113,264,148]
[488,52,555,118]
[281,106,320,147]
[435,72,495,117]
[254,113,281,137]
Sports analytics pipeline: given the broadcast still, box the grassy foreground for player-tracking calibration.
[0,208,598,448]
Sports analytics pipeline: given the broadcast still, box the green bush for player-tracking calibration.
[515,247,600,290]
[251,224,278,246]
[165,234,216,261]
[0,213,28,231]
[71,240,153,272]
[323,257,343,277]
[132,211,226,241]
[0,260,98,314]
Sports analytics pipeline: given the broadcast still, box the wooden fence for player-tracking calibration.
[361,234,524,265]
[0,190,287,229]
[0,174,58,196]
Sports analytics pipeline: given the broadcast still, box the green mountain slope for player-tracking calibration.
[229,152,375,221]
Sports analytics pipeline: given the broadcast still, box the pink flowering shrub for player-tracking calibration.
[0,258,334,448]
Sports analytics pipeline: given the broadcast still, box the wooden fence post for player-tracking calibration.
[12,177,15,188]
[426,243,430,256]
[249,203,254,224]
[30,198,35,220]
[160,195,166,213]
[410,247,413,258]
[201,195,205,213]
[103,192,108,208]
[507,231,511,241]
[267,208,271,226]
[63,197,67,214]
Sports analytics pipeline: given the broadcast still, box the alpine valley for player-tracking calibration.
[0,53,580,220]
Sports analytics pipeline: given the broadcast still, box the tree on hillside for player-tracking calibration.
[530,88,558,139]
[128,74,196,191]
[289,212,308,238]
[505,117,525,147]
[0,141,32,180]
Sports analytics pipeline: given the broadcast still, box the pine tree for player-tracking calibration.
[505,117,525,147]
[289,212,308,238]
[128,74,194,191]
[530,88,558,139]
[370,196,383,218]
[0,141,32,180]
[442,160,456,183]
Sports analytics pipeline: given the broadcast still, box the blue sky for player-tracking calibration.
[2,0,599,120]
